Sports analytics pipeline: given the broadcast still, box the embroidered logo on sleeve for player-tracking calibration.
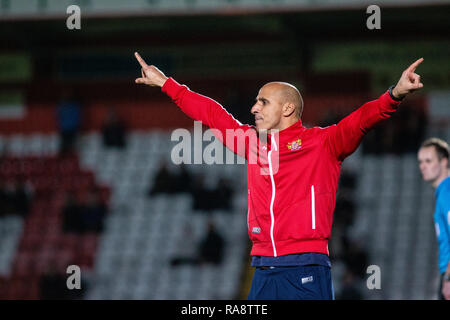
[252,227,261,234]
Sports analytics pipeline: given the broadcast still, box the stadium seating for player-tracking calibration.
[0,130,442,300]
[350,152,439,299]
[0,135,110,299]
[78,131,248,300]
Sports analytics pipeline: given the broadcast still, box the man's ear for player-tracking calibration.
[283,103,296,117]
[443,157,449,170]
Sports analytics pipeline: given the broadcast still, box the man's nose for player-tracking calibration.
[251,104,259,114]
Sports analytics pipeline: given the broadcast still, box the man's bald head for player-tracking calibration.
[261,82,304,118]
[252,81,304,132]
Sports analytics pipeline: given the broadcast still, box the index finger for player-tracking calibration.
[134,52,148,68]
[406,57,424,73]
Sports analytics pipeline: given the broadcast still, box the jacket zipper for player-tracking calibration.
[247,189,250,230]
[311,185,316,230]
[268,136,278,257]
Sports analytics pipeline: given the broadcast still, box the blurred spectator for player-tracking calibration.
[191,174,213,211]
[339,169,356,190]
[173,164,192,193]
[333,191,356,229]
[212,177,233,211]
[342,240,369,279]
[170,221,226,267]
[337,270,364,300]
[197,221,225,265]
[148,161,176,195]
[56,90,82,156]
[0,141,7,163]
[62,190,107,234]
[101,106,127,149]
[39,261,69,300]
[11,177,33,217]
[191,175,235,212]
[0,180,11,217]
[62,192,84,234]
[149,162,194,196]
[0,178,32,217]
[80,188,107,233]
[39,260,85,300]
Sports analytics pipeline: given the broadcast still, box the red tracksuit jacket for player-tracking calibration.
[162,78,401,257]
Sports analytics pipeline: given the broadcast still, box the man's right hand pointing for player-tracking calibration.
[134,52,168,87]
[391,58,424,99]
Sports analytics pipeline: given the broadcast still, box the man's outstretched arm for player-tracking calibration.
[134,52,253,158]
[325,58,424,161]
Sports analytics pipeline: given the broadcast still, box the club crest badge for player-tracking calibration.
[287,139,302,151]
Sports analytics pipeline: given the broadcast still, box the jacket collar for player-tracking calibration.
[266,119,304,139]
[256,120,304,150]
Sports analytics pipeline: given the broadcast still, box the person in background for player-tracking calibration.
[417,137,450,300]
[173,163,192,193]
[0,180,12,217]
[80,188,107,233]
[39,260,69,300]
[148,160,176,196]
[62,192,83,234]
[197,221,225,265]
[337,270,363,300]
[170,220,225,266]
[11,177,33,217]
[56,90,82,156]
[102,106,127,149]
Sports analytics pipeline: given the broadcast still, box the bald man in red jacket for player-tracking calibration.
[135,52,423,300]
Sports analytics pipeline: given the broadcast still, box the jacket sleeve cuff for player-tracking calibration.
[382,90,403,110]
[388,85,404,102]
[161,77,184,98]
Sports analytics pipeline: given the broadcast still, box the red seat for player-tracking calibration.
[59,234,78,251]
[34,247,58,275]
[7,276,39,300]
[76,253,94,270]
[11,253,35,277]
[18,233,41,252]
[25,277,40,300]
[6,279,26,299]
[0,277,8,299]
[30,159,45,176]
